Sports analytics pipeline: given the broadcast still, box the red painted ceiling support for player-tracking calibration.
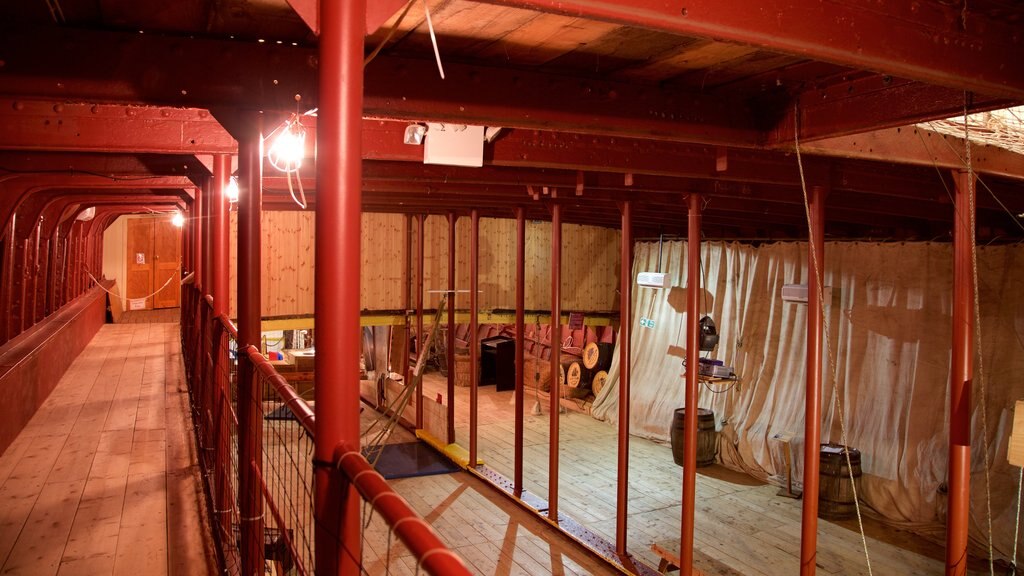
[212,155,231,317]
[946,170,975,576]
[513,207,526,497]
[236,110,265,576]
[680,192,702,576]
[314,0,365,574]
[481,0,1024,99]
[615,199,632,555]
[446,212,457,445]
[469,208,480,468]
[415,213,426,430]
[3,26,1007,146]
[548,202,562,522]
[800,184,827,575]
[285,0,404,35]
[0,99,236,155]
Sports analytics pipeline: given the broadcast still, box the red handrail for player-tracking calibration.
[243,345,315,438]
[333,443,473,576]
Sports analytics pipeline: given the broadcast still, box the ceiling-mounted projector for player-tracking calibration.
[637,272,668,288]
[699,316,719,352]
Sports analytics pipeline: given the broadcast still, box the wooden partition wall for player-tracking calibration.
[228,212,621,318]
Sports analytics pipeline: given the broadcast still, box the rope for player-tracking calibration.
[84,266,180,303]
[794,103,874,575]
[964,95,996,576]
[1014,467,1023,573]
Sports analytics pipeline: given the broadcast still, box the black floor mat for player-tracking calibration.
[365,442,460,480]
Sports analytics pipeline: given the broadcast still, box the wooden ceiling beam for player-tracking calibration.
[480,0,1024,99]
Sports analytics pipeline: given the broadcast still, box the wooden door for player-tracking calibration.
[153,219,181,309]
[126,218,155,309]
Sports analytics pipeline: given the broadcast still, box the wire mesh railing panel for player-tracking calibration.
[180,283,470,576]
[249,351,315,576]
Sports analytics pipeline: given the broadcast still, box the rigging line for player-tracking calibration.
[919,123,1024,234]
[364,0,416,68]
[793,102,874,575]
[1014,466,1023,573]
[422,0,446,80]
[964,96,996,576]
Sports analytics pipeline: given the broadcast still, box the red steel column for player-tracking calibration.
[514,207,526,495]
[800,184,826,575]
[681,193,702,576]
[549,203,562,521]
[403,215,412,414]
[194,182,204,291]
[469,209,480,466]
[236,111,265,576]
[212,155,231,315]
[211,153,232,545]
[446,212,457,444]
[315,0,365,573]
[416,214,425,429]
[202,179,213,295]
[946,170,975,576]
[615,200,632,554]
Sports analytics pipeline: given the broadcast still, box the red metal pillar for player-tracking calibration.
[416,214,425,429]
[946,169,975,576]
[236,111,265,576]
[615,200,632,554]
[203,179,213,298]
[315,0,365,573]
[469,209,480,466]
[800,184,827,575]
[212,155,231,315]
[514,207,526,496]
[194,183,203,291]
[681,193,702,576]
[403,215,412,416]
[211,153,232,547]
[447,211,457,444]
[549,203,562,521]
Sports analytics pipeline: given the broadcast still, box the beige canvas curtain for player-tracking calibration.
[591,240,1024,560]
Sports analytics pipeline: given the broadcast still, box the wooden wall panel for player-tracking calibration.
[228,211,620,319]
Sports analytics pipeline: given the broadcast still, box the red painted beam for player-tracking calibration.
[680,192,701,576]
[946,170,975,575]
[0,99,236,154]
[800,184,826,575]
[548,203,562,521]
[615,199,632,555]
[314,0,366,573]
[768,78,1012,145]
[481,0,1024,99]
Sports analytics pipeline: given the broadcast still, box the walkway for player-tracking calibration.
[0,322,216,576]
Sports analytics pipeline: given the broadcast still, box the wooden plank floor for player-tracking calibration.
[421,374,993,576]
[357,411,619,576]
[0,322,217,576]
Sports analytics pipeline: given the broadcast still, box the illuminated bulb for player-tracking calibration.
[171,212,185,227]
[225,176,240,203]
[267,121,306,171]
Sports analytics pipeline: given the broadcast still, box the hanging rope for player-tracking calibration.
[963,94,997,576]
[1013,467,1023,574]
[793,103,874,575]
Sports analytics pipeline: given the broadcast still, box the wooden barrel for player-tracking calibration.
[591,370,608,396]
[669,408,716,467]
[818,444,862,520]
[582,342,614,371]
[562,360,591,398]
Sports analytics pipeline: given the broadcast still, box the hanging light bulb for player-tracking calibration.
[171,211,185,227]
[267,115,306,173]
[225,176,240,203]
